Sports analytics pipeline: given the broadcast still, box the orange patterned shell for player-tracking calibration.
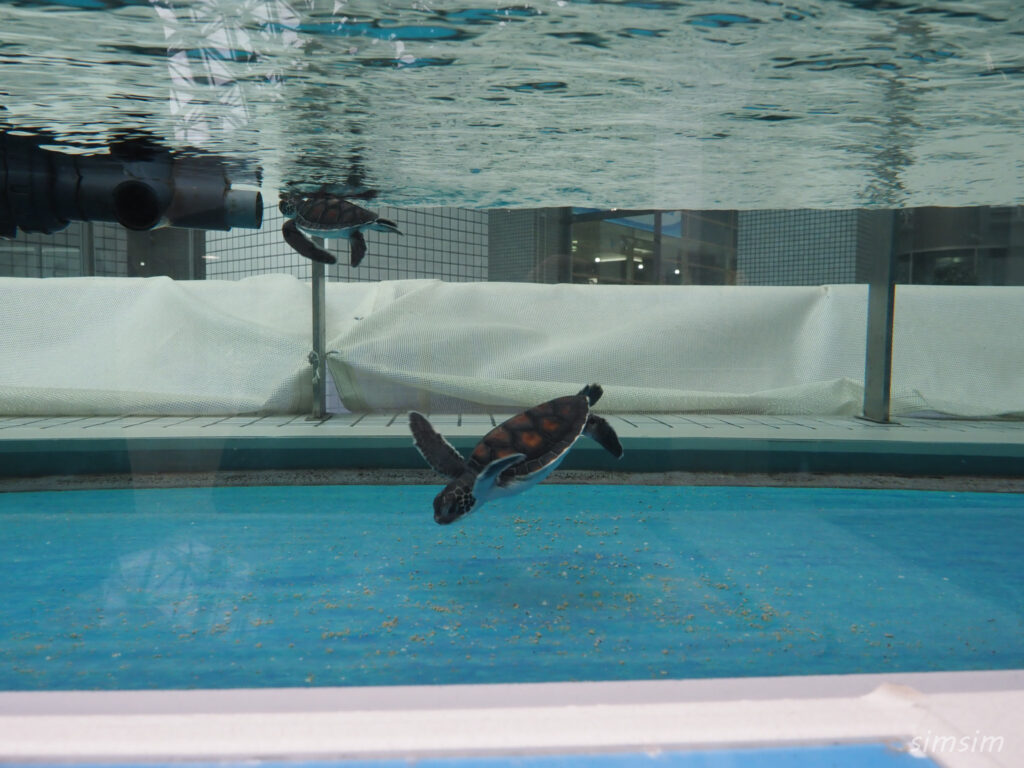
[468,392,589,478]
[295,196,375,233]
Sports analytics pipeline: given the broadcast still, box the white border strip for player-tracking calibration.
[1,672,1020,767]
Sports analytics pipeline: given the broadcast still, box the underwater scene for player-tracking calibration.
[2,0,1024,696]
[3,485,1024,690]
[3,0,1024,208]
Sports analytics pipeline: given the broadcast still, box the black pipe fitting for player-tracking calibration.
[0,132,262,238]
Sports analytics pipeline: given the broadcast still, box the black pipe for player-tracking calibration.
[0,132,262,238]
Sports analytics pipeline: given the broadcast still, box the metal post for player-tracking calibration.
[556,207,573,283]
[308,238,328,420]
[80,222,95,276]
[653,211,663,283]
[861,210,899,423]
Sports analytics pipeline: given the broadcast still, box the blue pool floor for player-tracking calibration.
[1,484,1022,690]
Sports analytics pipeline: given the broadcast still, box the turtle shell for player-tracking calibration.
[293,196,377,235]
[468,392,590,480]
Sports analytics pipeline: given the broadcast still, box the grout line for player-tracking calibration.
[675,416,712,429]
[41,417,92,430]
[201,416,235,428]
[122,417,163,429]
[0,417,50,430]
[708,416,746,429]
[739,417,782,430]
[83,416,127,429]
[163,416,199,429]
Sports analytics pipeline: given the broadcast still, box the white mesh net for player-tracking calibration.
[1,276,1021,418]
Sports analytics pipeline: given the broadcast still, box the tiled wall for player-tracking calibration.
[338,206,488,283]
[736,210,859,285]
[205,205,314,281]
[206,204,488,283]
[0,222,126,278]
[489,209,546,282]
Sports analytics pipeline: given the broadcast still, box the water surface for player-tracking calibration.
[3,1,1023,207]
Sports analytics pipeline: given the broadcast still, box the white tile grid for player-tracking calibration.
[206,207,313,281]
[737,210,859,286]
[0,222,128,278]
[216,205,492,284]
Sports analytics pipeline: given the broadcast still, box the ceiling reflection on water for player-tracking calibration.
[1,0,1023,208]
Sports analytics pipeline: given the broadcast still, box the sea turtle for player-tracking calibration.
[409,384,624,525]
[279,189,401,267]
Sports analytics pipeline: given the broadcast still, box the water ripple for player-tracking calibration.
[686,13,761,28]
[1,0,1023,208]
[299,21,471,42]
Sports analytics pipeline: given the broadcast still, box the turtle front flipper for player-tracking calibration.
[409,412,468,479]
[584,414,623,459]
[369,217,402,235]
[282,220,337,264]
[472,453,527,498]
[349,230,367,267]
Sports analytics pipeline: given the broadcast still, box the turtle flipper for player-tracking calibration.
[584,414,623,459]
[577,383,603,405]
[282,220,337,264]
[349,230,367,267]
[369,217,402,235]
[473,453,526,497]
[409,412,468,480]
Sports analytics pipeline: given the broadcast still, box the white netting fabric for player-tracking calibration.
[1,276,1021,417]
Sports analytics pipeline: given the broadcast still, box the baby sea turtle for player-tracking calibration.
[409,384,624,525]
[279,190,401,267]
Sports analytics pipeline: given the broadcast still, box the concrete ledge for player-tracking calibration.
[2,414,1023,479]
[0,672,1020,766]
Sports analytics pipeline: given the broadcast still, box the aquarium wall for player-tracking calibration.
[3,202,1024,418]
[3,0,1024,425]
[2,11,1024,763]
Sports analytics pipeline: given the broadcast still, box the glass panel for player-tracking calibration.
[2,0,1023,713]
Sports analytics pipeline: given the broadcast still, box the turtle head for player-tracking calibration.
[278,195,297,218]
[433,481,476,525]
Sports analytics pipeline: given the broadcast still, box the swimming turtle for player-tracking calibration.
[279,189,401,267]
[409,384,624,525]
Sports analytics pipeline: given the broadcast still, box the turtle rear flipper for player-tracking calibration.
[584,414,623,458]
[349,230,367,267]
[409,412,468,479]
[282,220,336,264]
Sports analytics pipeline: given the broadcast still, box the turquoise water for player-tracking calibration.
[1,484,1022,690]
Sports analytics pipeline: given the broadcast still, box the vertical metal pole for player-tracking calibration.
[309,237,327,420]
[80,222,96,276]
[653,212,663,283]
[185,229,195,280]
[861,210,899,423]
[556,207,573,283]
